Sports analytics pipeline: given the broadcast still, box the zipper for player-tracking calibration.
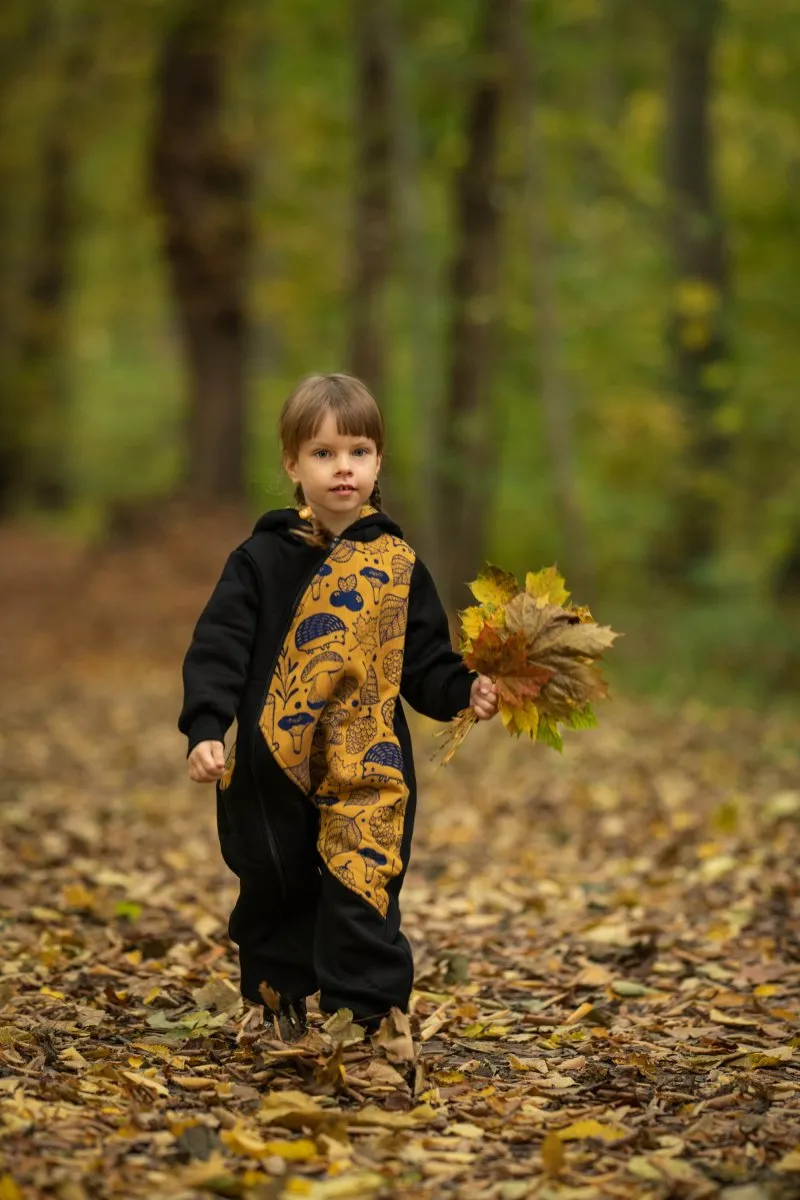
[249,539,339,900]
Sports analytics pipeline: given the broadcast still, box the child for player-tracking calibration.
[179,373,498,1038]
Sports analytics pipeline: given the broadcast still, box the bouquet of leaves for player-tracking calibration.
[438,564,621,763]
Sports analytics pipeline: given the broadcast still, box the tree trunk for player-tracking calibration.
[16,106,72,510]
[0,1,68,514]
[514,3,593,603]
[349,0,394,398]
[150,3,251,503]
[348,0,399,517]
[394,8,440,554]
[663,0,730,580]
[435,0,518,612]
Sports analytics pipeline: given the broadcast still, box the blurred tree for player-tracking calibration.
[514,0,592,602]
[662,0,731,582]
[348,0,394,401]
[435,0,520,611]
[348,0,400,513]
[16,27,93,511]
[149,0,251,502]
[392,7,438,549]
[0,0,69,513]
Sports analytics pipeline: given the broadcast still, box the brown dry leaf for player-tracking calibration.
[193,975,242,1013]
[2,520,799,1200]
[322,1008,366,1047]
[465,625,554,707]
[372,1007,415,1063]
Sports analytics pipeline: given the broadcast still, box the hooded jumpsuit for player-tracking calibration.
[179,506,475,1025]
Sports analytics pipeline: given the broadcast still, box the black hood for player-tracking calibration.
[252,506,404,544]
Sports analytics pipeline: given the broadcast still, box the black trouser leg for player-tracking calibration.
[313,778,417,1026]
[230,873,321,1003]
[217,785,321,1003]
[314,871,414,1025]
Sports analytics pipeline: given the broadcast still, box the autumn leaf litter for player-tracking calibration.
[1,522,800,1199]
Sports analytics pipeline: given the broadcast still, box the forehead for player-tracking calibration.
[307,410,376,445]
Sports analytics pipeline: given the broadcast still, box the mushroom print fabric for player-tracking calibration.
[259,508,414,916]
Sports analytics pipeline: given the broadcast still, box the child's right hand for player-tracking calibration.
[188,740,226,783]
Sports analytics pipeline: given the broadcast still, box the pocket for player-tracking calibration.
[216,789,245,875]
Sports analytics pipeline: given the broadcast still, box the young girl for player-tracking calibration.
[179,373,498,1038]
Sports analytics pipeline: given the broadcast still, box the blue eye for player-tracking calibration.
[313,449,329,458]
[353,448,367,457]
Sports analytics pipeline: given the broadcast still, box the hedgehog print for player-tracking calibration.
[362,741,403,783]
[295,613,347,654]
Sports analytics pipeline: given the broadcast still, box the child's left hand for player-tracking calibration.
[470,674,498,720]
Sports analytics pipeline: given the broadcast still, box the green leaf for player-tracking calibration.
[564,704,598,730]
[536,715,563,753]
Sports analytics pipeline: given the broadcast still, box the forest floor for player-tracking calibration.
[1,513,800,1200]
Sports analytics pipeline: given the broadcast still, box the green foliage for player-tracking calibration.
[3,0,800,699]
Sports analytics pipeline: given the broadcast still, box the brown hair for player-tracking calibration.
[278,373,384,546]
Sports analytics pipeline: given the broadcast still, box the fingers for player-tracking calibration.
[471,675,499,721]
[473,698,498,720]
[188,740,226,783]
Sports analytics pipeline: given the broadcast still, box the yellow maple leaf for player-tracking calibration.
[512,699,540,740]
[460,603,505,651]
[558,1118,628,1142]
[525,566,569,607]
[468,565,519,608]
[461,606,487,649]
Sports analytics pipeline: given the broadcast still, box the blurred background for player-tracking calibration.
[2,0,800,707]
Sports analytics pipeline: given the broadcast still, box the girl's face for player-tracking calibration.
[284,409,381,534]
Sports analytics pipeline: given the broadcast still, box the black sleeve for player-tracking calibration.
[178,547,260,752]
[400,557,476,723]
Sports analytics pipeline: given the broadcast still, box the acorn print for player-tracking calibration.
[369,800,405,849]
[381,697,396,729]
[318,705,348,745]
[383,648,403,686]
[334,860,358,890]
[346,715,378,756]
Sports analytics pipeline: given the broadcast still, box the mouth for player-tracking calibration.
[330,485,357,495]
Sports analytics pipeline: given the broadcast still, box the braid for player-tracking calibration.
[292,478,382,547]
[292,484,334,549]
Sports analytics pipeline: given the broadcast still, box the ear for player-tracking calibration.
[284,454,300,484]
[375,452,382,475]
